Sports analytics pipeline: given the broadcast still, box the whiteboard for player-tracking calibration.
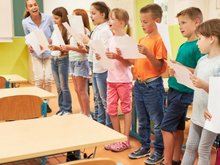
[0,0,13,42]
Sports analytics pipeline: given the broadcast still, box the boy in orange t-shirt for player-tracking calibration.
[128,4,167,165]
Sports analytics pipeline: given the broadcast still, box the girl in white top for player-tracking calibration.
[83,1,113,127]
[182,19,220,165]
[61,9,91,117]
[97,8,133,152]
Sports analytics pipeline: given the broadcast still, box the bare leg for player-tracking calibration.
[173,130,184,162]
[124,111,132,138]
[110,115,121,132]
[162,130,174,165]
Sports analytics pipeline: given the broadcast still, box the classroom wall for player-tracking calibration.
[0,38,29,79]
[1,0,220,78]
[43,0,136,37]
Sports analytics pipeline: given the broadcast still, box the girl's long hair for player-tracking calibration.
[73,9,91,32]
[52,7,70,44]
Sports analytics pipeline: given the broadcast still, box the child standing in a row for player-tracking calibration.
[101,8,133,152]
[49,7,72,116]
[83,1,113,127]
[61,9,91,117]
[182,18,220,165]
[128,4,167,165]
[161,7,203,165]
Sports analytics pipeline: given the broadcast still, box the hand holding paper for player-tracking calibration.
[63,22,85,46]
[91,40,113,69]
[25,29,49,56]
[113,36,146,59]
[168,61,196,90]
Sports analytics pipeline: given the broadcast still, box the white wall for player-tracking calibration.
[0,0,13,42]
[43,0,136,37]
[167,0,220,25]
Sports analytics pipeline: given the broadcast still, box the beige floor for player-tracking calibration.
[3,81,217,165]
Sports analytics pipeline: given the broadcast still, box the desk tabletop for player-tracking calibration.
[0,74,27,83]
[0,114,126,163]
[0,86,56,99]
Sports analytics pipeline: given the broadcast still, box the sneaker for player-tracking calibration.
[172,160,181,165]
[128,147,151,159]
[144,153,164,165]
[56,111,71,116]
[111,141,131,152]
[61,111,72,116]
[56,111,62,115]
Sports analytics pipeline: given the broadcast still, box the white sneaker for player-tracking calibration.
[60,111,72,116]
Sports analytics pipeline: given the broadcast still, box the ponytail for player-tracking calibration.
[24,11,30,18]
[126,24,131,36]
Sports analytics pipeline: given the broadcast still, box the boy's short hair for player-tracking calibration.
[140,3,162,20]
[176,7,203,23]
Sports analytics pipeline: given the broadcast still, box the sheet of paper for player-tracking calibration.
[156,23,173,60]
[168,61,196,90]
[63,22,84,46]
[53,24,65,45]
[113,36,146,59]
[34,29,49,50]
[91,40,113,69]
[68,15,84,35]
[204,77,220,133]
[25,31,42,56]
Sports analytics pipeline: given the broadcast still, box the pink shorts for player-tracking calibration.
[107,82,132,116]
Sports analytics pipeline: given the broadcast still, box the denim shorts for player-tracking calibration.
[69,60,89,78]
[161,88,193,131]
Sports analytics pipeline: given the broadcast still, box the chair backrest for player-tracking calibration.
[0,95,42,121]
[60,157,117,165]
[0,76,7,88]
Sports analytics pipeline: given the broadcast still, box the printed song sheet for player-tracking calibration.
[25,29,49,56]
[113,36,146,59]
[168,61,196,90]
[156,23,173,60]
[91,40,113,69]
[204,77,220,133]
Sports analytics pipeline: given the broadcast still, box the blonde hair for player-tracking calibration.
[176,7,203,23]
[109,8,131,36]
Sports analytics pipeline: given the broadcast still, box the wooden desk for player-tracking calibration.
[0,114,126,163]
[0,86,56,99]
[1,74,27,83]
[0,74,28,88]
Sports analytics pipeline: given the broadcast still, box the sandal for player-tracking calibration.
[111,141,131,152]
[104,143,115,150]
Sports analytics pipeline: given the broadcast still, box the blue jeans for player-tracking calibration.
[51,56,72,113]
[89,62,98,120]
[134,77,164,155]
[92,71,112,127]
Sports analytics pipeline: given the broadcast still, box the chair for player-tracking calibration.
[0,95,42,121]
[0,76,7,88]
[60,157,117,165]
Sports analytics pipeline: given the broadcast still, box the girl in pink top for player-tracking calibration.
[103,8,133,152]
